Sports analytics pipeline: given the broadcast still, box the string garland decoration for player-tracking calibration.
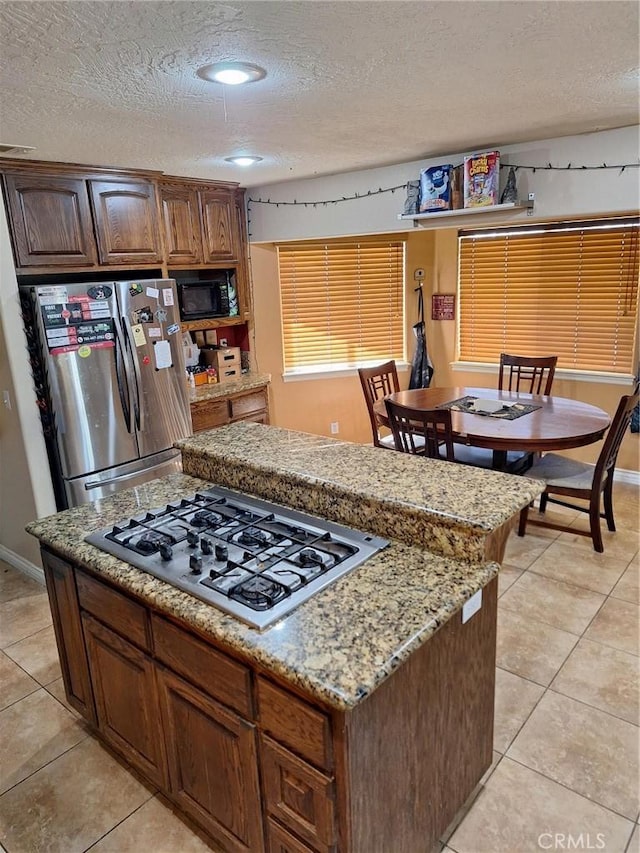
[247,160,639,209]
[248,184,406,208]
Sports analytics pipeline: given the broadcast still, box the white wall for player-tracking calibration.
[0,201,56,566]
[247,127,640,243]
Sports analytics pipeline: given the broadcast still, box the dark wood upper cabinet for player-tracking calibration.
[159,184,203,265]
[3,174,98,268]
[200,188,238,263]
[89,179,162,265]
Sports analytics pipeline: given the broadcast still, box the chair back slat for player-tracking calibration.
[499,353,558,395]
[358,360,400,448]
[384,399,456,461]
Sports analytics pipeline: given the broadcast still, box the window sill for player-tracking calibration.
[451,362,635,385]
[283,362,411,382]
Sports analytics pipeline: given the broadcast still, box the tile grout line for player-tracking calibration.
[82,791,157,852]
[0,727,91,800]
[504,753,639,826]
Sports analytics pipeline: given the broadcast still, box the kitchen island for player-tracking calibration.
[27,423,542,853]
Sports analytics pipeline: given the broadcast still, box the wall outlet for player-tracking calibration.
[219,338,228,347]
[2,390,11,411]
[330,422,339,434]
[414,268,425,280]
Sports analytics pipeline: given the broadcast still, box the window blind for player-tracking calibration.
[458,217,639,374]
[278,240,405,371]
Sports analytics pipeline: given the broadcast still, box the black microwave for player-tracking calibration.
[176,274,234,321]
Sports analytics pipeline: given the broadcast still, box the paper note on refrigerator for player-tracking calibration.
[162,288,174,306]
[153,339,172,370]
[131,324,146,347]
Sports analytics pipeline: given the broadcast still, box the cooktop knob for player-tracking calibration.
[187,531,199,548]
[159,543,173,561]
[200,537,213,555]
[189,554,203,574]
[215,544,228,562]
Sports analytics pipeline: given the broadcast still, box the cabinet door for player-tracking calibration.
[200,188,238,262]
[160,185,203,265]
[82,614,168,788]
[41,551,96,723]
[157,667,264,853]
[233,190,250,317]
[3,174,97,268]
[89,179,162,265]
[261,737,335,853]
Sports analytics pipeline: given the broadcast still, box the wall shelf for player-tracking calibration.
[398,195,535,225]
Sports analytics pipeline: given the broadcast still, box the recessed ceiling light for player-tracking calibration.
[225,156,263,167]
[197,62,266,85]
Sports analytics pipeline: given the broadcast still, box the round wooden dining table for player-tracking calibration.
[373,386,611,471]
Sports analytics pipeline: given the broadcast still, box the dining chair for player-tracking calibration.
[384,398,506,468]
[498,353,558,396]
[517,390,639,552]
[385,399,456,459]
[358,360,401,449]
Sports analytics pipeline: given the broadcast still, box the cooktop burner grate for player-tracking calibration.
[85,486,388,630]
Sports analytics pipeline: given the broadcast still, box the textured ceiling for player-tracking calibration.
[0,1,638,186]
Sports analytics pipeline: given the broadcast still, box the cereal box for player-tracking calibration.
[419,164,454,212]
[463,150,500,208]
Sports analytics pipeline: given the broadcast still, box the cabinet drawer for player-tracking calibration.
[257,677,332,771]
[152,615,253,718]
[230,390,268,420]
[267,818,316,853]
[191,399,229,432]
[76,571,150,651]
[262,737,335,853]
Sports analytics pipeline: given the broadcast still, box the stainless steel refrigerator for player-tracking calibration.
[22,279,192,508]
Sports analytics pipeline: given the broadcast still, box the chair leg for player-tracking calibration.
[589,494,604,553]
[518,505,529,537]
[603,475,616,532]
[539,492,548,514]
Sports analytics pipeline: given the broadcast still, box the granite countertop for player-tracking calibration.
[26,472,500,711]
[188,372,270,404]
[177,421,543,563]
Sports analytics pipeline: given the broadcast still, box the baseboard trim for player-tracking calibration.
[614,468,640,486]
[0,545,45,585]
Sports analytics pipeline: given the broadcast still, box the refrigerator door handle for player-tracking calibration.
[122,316,145,434]
[112,316,133,433]
[82,453,180,492]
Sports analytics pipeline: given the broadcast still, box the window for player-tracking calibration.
[458,217,639,374]
[278,239,405,373]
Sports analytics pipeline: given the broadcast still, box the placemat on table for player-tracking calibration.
[437,395,542,420]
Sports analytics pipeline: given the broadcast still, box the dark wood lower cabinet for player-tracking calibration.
[82,614,168,788]
[157,667,264,853]
[41,548,498,853]
[41,551,95,723]
[267,819,316,853]
[261,737,335,852]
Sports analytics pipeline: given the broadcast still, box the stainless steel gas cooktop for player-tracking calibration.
[85,486,388,630]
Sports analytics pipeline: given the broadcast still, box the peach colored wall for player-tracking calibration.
[250,228,638,473]
[250,234,433,443]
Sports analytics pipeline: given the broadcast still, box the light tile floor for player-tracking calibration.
[0,483,638,852]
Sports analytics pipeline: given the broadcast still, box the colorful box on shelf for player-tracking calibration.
[464,150,500,208]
